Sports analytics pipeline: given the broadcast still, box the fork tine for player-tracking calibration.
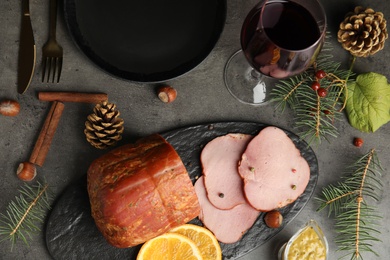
[42,0,63,83]
[51,58,56,83]
[47,58,53,83]
[56,58,63,83]
[42,56,62,83]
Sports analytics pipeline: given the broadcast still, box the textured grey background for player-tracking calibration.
[1,0,389,259]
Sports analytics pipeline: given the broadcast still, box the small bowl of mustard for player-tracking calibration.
[278,219,329,260]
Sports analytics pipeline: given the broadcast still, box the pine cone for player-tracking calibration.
[84,101,124,149]
[338,6,388,57]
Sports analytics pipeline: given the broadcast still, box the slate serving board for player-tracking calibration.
[46,122,318,259]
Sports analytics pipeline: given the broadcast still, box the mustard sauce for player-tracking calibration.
[286,226,326,260]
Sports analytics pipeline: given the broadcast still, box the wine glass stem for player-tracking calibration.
[251,68,262,80]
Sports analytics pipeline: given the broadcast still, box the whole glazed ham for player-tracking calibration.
[87,134,200,248]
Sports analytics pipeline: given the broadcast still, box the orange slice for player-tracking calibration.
[136,233,202,260]
[170,224,222,260]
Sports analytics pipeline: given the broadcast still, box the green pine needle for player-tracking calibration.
[270,33,353,144]
[0,181,51,251]
[316,149,383,259]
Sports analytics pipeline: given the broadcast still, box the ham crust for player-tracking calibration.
[238,126,310,211]
[195,176,260,244]
[87,134,200,248]
[201,133,253,209]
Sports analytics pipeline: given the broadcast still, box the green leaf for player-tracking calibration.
[345,72,390,132]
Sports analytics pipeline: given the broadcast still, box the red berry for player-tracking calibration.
[315,70,326,79]
[317,88,328,97]
[317,88,327,97]
[311,81,320,91]
[353,137,364,147]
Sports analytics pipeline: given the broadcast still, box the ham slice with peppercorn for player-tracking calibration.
[196,127,310,243]
[194,176,260,244]
[238,126,310,211]
[201,133,253,210]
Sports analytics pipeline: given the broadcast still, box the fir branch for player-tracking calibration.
[316,149,383,259]
[271,73,308,112]
[270,33,353,144]
[0,181,51,251]
[293,83,342,144]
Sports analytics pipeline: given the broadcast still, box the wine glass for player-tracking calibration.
[224,0,327,105]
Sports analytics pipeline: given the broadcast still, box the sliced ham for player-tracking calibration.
[238,126,310,211]
[195,176,260,244]
[201,133,253,210]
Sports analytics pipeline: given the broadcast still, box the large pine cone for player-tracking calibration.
[338,6,388,57]
[84,101,124,149]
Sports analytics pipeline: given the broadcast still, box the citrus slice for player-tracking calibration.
[136,233,202,260]
[170,224,222,260]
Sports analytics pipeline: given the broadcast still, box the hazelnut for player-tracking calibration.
[264,210,283,228]
[16,162,37,181]
[0,99,20,117]
[157,86,177,103]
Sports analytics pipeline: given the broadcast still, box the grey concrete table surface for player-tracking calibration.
[1,0,389,259]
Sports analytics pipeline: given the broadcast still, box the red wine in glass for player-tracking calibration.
[242,1,322,78]
[224,0,326,105]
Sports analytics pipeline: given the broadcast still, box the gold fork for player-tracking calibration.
[42,0,63,83]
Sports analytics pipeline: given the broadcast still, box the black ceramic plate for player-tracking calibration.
[63,0,226,82]
[46,122,318,259]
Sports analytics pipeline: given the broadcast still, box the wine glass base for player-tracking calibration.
[224,50,277,106]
